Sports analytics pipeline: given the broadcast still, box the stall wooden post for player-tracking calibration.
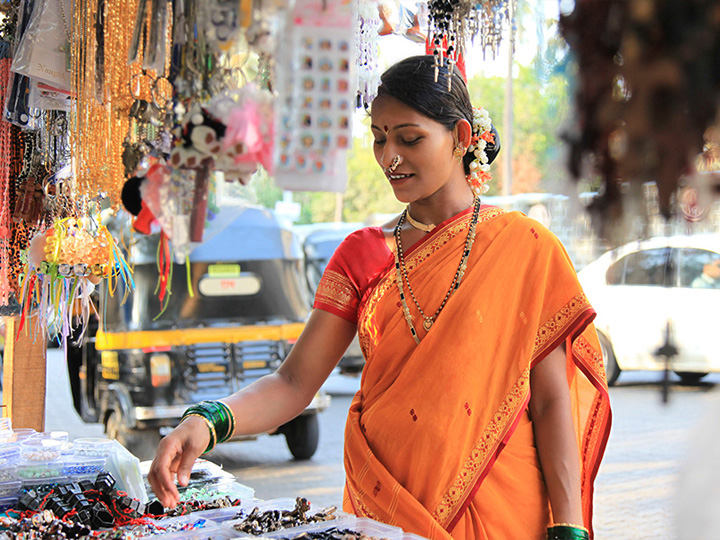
[2,316,46,431]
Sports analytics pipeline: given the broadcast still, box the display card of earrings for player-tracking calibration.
[273,0,354,192]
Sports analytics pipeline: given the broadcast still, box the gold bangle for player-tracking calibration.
[183,413,217,454]
[552,523,588,534]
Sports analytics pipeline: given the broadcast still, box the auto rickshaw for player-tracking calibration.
[68,206,329,460]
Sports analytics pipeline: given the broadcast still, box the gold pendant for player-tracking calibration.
[423,318,434,331]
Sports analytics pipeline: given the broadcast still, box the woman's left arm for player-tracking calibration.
[529,343,584,526]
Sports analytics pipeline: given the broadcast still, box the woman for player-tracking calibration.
[148,56,611,540]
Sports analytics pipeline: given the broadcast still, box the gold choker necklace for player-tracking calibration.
[405,209,435,233]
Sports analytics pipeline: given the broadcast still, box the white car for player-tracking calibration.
[578,234,720,385]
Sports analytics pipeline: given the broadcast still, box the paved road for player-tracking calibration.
[33,350,720,538]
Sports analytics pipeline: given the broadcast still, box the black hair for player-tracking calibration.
[376,55,500,174]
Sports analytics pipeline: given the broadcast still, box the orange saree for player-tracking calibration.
[314,207,611,540]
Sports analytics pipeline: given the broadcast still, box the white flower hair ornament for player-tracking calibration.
[466,107,495,196]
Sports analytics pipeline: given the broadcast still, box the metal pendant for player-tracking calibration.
[423,318,434,331]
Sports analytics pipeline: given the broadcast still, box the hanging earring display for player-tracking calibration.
[428,0,514,86]
[355,0,381,108]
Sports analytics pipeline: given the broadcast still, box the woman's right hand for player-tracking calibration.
[147,416,210,508]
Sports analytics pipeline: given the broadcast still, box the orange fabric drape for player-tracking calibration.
[342,208,611,540]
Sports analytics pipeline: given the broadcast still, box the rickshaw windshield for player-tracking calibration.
[102,207,311,332]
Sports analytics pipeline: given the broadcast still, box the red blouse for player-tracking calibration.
[312,227,391,324]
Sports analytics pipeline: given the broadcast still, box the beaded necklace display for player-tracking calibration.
[394,197,480,344]
[405,209,435,233]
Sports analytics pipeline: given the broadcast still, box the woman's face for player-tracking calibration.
[370,94,462,203]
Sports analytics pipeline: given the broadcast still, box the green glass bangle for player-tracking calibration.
[181,412,216,454]
[198,402,225,439]
[190,400,234,444]
[216,400,236,443]
[547,525,589,540]
[206,400,232,442]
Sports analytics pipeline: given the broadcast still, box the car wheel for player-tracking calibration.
[598,332,620,386]
[105,409,161,461]
[674,372,708,385]
[281,414,319,460]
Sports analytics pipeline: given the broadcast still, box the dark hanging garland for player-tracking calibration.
[560,0,720,241]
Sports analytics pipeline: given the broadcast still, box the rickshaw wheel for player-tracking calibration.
[105,409,161,461]
[281,413,319,460]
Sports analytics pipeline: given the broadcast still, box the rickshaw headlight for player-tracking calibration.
[150,353,172,387]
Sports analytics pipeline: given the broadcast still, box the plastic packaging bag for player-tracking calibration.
[11,0,73,91]
[105,440,149,503]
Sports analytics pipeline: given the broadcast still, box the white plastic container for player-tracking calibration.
[61,456,106,477]
[0,462,18,482]
[73,437,113,457]
[222,498,354,537]
[11,429,36,442]
[246,517,403,539]
[20,475,71,491]
[0,418,12,433]
[0,480,21,498]
[33,431,69,442]
[142,515,224,538]
[16,460,64,480]
[0,444,21,464]
[20,438,62,461]
[0,496,18,512]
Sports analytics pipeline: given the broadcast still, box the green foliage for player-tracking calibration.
[466,57,571,194]
[342,124,404,223]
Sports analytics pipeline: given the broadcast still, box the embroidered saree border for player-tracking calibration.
[572,335,612,536]
[438,292,598,531]
[433,368,531,528]
[532,292,592,358]
[315,269,357,315]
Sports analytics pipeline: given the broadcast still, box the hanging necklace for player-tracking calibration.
[394,197,480,344]
[405,208,435,233]
[56,0,72,72]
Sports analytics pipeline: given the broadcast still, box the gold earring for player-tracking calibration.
[453,144,464,164]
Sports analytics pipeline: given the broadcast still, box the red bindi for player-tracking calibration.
[383,125,389,133]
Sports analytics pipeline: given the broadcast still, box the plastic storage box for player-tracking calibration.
[0,462,17,482]
[0,496,18,512]
[16,460,64,480]
[141,515,225,538]
[73,437,113,457]
[20,439,62,461]
[20,476,71,492]
[222,498,354,537]
[61,456,106,477]
[244,517,404,539]
[0,481,21,498]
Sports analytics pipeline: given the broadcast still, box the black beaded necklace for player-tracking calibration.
[393,197,480,344]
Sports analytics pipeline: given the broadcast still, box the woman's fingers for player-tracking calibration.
[147,417,210,508]
[148,437,182,507]
[176,446,200,486]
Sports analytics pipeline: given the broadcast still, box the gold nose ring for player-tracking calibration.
[386,155,401,174]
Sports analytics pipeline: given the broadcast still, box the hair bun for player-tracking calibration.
[485,124,501,165]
